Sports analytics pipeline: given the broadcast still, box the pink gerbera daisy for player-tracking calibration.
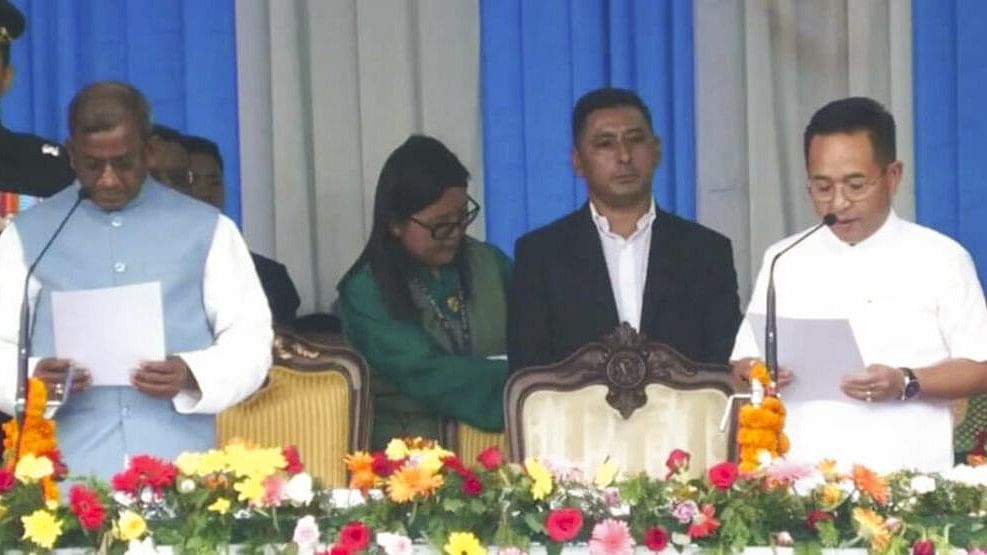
[588,519,635,555]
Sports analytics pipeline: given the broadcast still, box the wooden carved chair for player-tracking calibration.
[504,323,738,479]
[217,329,371,487]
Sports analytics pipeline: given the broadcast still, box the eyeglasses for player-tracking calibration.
[807,170,885,202]
[408,195,481,240]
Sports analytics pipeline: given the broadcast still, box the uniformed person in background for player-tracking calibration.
[0,0,74,197]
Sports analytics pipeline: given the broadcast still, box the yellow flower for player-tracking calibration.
[226,445,286,479]
[820,483,846,509]
[417,448,453,474]
[198,449,229,475]
[852,507,890,551]
[444,531,487,555]
[208,497,232,514]
[176,452,204,476]
[524,458,553,500]
[594,458,619,488]
[15,453,54,483]
[386,465,444,503]
[386,438,410,461]
[116,510,147,541]
[21,509,62,549]
[234,477,266,505]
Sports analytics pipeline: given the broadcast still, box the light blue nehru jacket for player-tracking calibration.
[15,179,220,479]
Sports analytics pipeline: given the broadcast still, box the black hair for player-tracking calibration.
[68,81,152,141]
[339,135,472,321]
[571,87,654,143]
[151,123,184,144]
[803,97,896,166]
[182,134,224,172]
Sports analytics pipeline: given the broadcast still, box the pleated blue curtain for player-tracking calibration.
[913,0,987,280]
[4,0,241,223]
[480,0,695,256]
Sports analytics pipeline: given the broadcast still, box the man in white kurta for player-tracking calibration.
[731,97,987,473]
[0,82,272,479]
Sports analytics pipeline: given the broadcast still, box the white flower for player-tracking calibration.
[671,532,692,546]
[178,478,196,494]
[377,531,413,555]
[139,486,155,504]
[943,464,987,487]
[284,473,314,505]
[293,515,321,552]
[114,491,136,507]
[910,475,936,494]
[124,537,157,555]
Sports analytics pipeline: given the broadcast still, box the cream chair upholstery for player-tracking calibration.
[217,330,371,487]
[505,323,737,479]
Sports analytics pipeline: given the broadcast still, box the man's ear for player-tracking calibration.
[885,160,904,196]
[571,146,584,178]
[0,64,14,95]
[64,137,77,171]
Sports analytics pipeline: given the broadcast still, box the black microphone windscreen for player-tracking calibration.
[823,213,837,226]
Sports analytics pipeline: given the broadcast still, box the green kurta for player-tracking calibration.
[338,238,511,449]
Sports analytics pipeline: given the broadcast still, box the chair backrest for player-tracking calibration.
[217,330,371,487]
[504,323,737,479]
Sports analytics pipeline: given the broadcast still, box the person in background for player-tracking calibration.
[180,134,301,326]
[0,81,271,479]
[338,135,509,453]
[731,97,987,472]
[0,0,74,197]
[509,87,741,371]
[148,124,192,194]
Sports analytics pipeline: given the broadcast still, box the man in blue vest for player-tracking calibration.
[0,81,272,478]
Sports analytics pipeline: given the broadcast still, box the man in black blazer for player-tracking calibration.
[509,88,741,370]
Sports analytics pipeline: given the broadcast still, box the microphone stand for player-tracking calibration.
[764,213,837,384]
[14,189,88,460]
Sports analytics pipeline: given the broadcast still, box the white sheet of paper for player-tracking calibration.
[746,314,865,402]
[51,282,165,386]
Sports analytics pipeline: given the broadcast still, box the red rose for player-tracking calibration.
[477,446,504,470]
[441,455,469,476]
[0,469,15,493]
[371,451,396,477]
[338,521,371,552]
[463,474,483,496]
[665,449,691,478]
[913,539,935,555]
[806,510,833,532]
[283,445,305,474]
[707,461,739,490]
[644,526,669,552]
[69,484,107,531]
[329,546,351,555]
[545,507,584,542]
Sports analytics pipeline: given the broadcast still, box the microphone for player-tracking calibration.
[14,188,89,451]
[764,213,836,383]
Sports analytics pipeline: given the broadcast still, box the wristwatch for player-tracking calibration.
[899,367,920,400]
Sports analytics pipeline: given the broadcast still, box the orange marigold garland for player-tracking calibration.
[2,377,63,502]
[737,362,789,473]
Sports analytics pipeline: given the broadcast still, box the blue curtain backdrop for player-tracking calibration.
[480,0,695,256]
[3,0,241,223]
[913,0,987,281]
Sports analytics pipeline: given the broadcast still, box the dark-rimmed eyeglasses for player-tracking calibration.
[408,195,481,240]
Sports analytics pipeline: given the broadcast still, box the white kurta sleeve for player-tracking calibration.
[0,224,46,416]
[936,247,987,363]
[172,215,272,414]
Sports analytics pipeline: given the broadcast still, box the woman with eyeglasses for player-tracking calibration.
[338,135,510,454]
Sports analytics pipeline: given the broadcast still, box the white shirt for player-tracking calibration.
[731,211,987,472]
[0,215,272,416]
[590,201,656,331]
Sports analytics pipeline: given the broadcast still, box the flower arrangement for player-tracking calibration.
[737,361,789,473]
[1,386,986,554]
